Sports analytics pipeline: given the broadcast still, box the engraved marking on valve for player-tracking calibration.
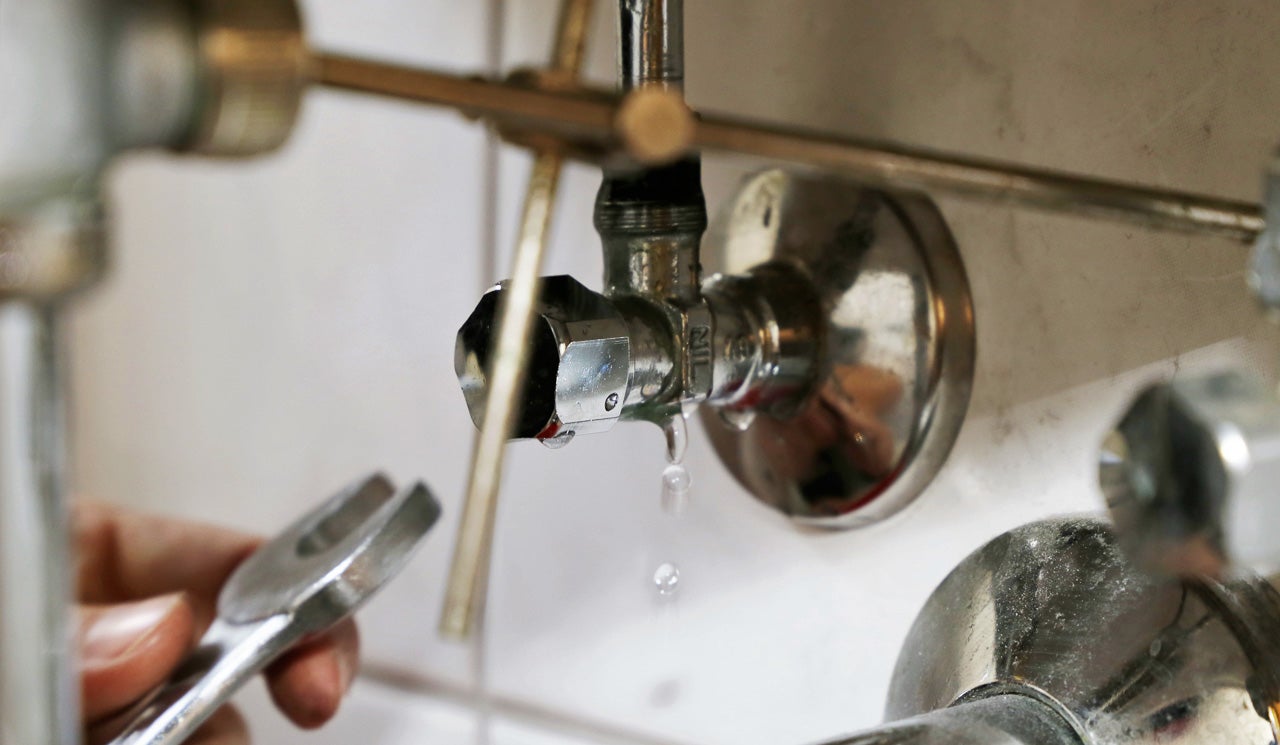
[689,325,712,366]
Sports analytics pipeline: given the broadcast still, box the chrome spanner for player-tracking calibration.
[106,473,440,745]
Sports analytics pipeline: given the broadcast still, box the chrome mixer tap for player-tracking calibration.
[862,517,1280,745]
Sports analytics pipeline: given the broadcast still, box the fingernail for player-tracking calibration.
[335,647,355,693]
[82,593,184,663]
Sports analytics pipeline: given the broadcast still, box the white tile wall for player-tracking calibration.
[68,1,1280,744]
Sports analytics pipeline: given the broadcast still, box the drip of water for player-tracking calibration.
[661,464,692,515]
[652,562,680,596]
[539,430,575,449]
[663,415,688,464]
[655,413,691,602]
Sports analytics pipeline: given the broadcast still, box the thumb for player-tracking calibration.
[80,593,195,722]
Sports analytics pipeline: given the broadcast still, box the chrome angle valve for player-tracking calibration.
[456,165,977,528]
[455,0,975,530]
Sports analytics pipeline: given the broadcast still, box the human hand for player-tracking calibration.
[74,502,360,744]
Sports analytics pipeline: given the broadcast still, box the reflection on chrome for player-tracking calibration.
[885,517,1280,745]
[703,171,975,527]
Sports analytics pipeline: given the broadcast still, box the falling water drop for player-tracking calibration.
[652,562,680,596]
[661,464,692,515]
[655,414,691,602]
[663,415,688,464]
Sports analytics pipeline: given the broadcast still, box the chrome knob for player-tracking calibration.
[456,275,634,441]
[1101,371,1280,577]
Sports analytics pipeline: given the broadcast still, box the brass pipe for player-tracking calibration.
[312,53,1264,242]
[439,0,595,641]
[314,55,617,147]
[692,114,1263,242]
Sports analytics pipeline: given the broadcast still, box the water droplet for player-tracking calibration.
[663,416,687,464]
[604,393,619,411]
[662,464,691,493]
[719,408,756,432]
[661,464,691,515]
[653,562,680,596]
[540,430,575,449]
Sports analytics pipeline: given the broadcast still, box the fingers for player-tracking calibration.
[89,705,248,745]
[75,501,261,629]
[187,706,250,745]
[264,619,360,729]
[830,364,904,414]
[80,594,196,721]
[74,501,361,736]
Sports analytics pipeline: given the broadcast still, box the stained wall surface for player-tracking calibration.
[71,2,1280,744]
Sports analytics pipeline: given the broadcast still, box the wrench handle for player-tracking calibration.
[106,615,299,745]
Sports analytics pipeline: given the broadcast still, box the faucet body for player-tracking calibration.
[455,2,975,529]
[456,0,824,443]
[879,518,1280,745]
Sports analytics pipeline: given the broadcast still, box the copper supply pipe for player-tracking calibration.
[313,53,1264,242]
[438,0,595,641]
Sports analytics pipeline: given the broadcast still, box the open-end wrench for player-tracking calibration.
[106,473,440,745]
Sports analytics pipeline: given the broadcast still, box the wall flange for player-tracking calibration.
[701,169,975,528]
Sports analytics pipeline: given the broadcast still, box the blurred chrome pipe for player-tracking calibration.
[825,695,1079,745]
[0,0,115,738]
[1,0,306,739]
[0,305,76,745]
[619,0,683,90]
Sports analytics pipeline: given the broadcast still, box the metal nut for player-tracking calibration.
[456,275,631,440]
[0,196,106,301]
[1101,371,1280,577]
[183,0,308,157]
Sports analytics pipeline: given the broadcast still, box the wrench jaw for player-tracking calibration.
[217,473,395,625]
[104,474,441,745]
[291,480,443,633]
[218,474,439,626]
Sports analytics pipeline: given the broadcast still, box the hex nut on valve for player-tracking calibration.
[1101,371,1280,577]
[456,275,632,442]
